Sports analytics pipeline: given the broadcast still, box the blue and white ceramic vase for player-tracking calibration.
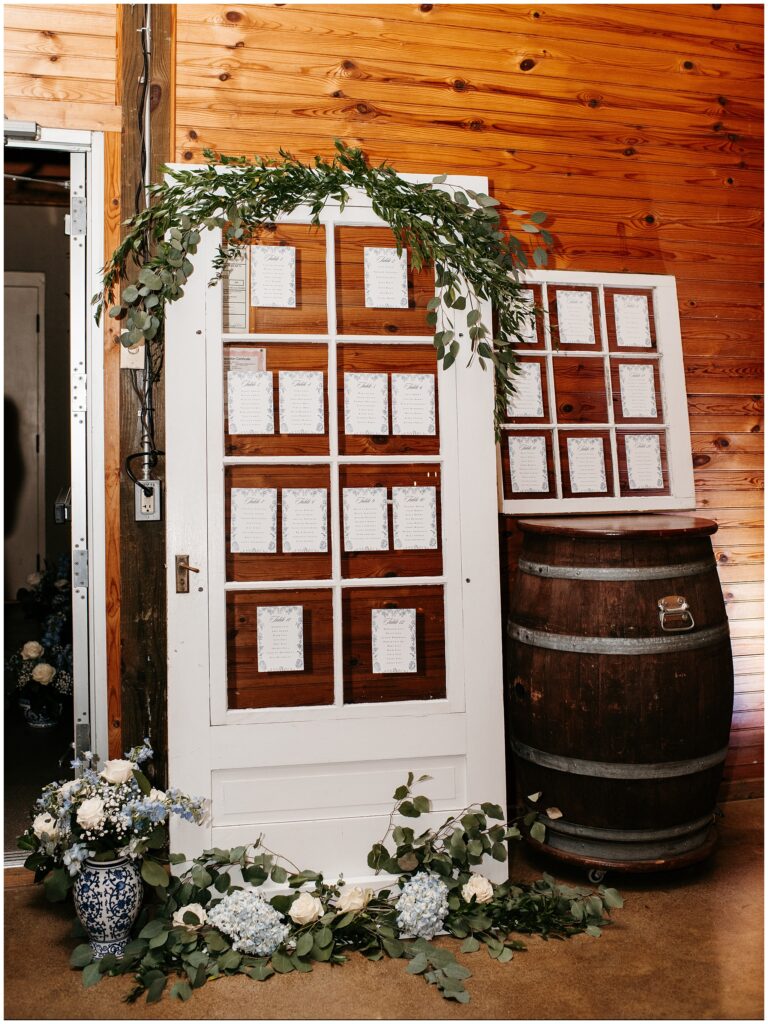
[72,857,143,959]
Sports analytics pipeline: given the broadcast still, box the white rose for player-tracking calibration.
[172,903,207,930]
[31,663,56,685]
[336,886,374,914]
[59,779,80,797]
[32,812,59,839]
[21,641,44,660]
[100,759,135,784]
[148,788,166,802]
[461,874,494,905]
[289,892,323,926]
[76,796,106,831]
[26,572,43,587]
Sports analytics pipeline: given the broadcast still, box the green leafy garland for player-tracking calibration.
[67,775,622,1006]
[95,141,552,434]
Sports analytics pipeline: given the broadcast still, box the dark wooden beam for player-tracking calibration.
[118,3,175,784]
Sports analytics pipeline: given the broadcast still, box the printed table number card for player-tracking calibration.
[278,371,325,434]
[343,487,389,551]
[392,487,438,550]
[371,608,417,674]
[364,247,409,309]
[508,435,549,493]
[257,605,304,673]
[518,289,538,344]
[614,294,653,348]
[227,370,274,435]
[619,363,657,419]
[250,246,296,308]
[223,252,248,332]
[391,374,436,436]
[566,437,608,494]
[506,362,544,419]
[555,290,596,346]
[230,488,277,553]
[282,488,328,553]
[625,434,664,490]
[344,372,389,435]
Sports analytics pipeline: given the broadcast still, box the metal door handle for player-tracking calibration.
[175,555,200,594]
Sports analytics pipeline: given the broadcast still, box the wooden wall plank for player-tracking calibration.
[3,4,120,131]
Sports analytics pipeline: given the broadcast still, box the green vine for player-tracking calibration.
[95,141,552,435]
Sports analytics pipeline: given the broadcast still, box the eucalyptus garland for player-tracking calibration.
[95,141,552,434]
[65,775,622,1006]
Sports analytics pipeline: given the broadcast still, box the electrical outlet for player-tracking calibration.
[134,480,162,522]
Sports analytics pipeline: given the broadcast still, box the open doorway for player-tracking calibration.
[3,129,107,862]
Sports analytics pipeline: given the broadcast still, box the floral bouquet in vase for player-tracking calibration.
[18,740,206,958]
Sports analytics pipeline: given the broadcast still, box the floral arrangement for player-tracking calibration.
[7,557,74,714]
[61,773,622,1005]
[18,741,206,902]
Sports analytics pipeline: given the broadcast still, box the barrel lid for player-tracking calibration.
[516,515,718,538]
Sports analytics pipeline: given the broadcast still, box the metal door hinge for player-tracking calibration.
[73,548,89,588]
[75,722,91,762]
[65,195,87,237]
[72,372,87,413]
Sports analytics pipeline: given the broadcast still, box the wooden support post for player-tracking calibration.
[117,4,175,783]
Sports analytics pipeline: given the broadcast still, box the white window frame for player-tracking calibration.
[498,269,695,514]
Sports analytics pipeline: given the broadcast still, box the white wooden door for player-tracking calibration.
[4,272,45,599]
[166,179,506,881]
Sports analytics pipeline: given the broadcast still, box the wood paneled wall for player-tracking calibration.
[4,4,120,130]
[5,4,762,798]
[173,2,763,799]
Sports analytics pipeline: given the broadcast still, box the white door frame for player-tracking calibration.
[165,173,507,879]
[4,127,108,767]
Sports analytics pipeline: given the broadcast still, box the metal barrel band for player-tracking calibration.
[508,621,729,655]
[543,828,713,863]
[517,557,717,581]
[538,812,716,843]
[511,737,729,779]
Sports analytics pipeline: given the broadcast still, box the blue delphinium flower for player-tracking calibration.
[207,890,289,956]
[395,872,450,940]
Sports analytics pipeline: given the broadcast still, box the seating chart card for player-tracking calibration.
[392,487,438,550]
[508,436,549,493]
[566,437,608,494]
[614,294,652,348]
[282,488,328,553]
[518,289,538,344]
[343,487,389,551]
[227,370,274,435]
[556,290,596,346]
[344,372,389,435]
[619,363,657,419]
[257,605,304,672]
[364,247,409,309]
[250,246,296,308]
[278,370,325,434]
[223,252,248,331]
[507,362,544,419]
[371,608,417,674]
[391,374,436,436]
[625,434,664,490]
[230,488,277,553]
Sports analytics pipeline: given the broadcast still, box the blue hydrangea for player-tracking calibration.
[395,873,450,939]
[207,889,289,956]
[62,842,91,876]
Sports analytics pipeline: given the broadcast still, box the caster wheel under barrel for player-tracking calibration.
[588,868,607,884]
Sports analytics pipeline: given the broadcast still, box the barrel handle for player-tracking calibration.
[657,595,695,632]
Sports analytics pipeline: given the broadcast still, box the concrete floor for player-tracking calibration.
[4,799,763,1020]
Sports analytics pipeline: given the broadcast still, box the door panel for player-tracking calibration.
[166,182,506,879]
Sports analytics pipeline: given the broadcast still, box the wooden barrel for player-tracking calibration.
[507,515,734,872]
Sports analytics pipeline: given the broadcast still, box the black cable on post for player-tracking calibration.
[124,3,163,496]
